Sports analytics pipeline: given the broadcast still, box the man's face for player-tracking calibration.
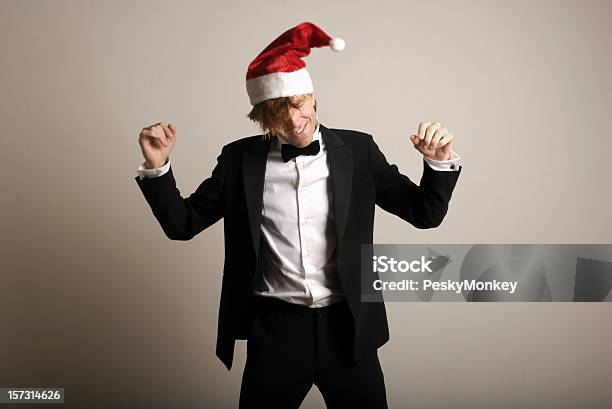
[279,93,318,148]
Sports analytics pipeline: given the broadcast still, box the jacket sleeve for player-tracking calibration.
[366,134,461,228]
[134,147,227,240]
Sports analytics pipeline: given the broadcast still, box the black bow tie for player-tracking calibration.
[281,140,320,162]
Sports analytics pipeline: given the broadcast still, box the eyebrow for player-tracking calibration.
[289,98,305,107]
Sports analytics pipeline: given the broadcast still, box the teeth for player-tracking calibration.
[290,123,307,135]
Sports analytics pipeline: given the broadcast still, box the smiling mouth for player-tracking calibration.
[290,121,308,136]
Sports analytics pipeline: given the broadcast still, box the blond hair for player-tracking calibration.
[246,94,316,139]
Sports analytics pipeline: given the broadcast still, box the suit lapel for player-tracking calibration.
[243,136,271,262]
[321,124,353,247]
[241,124,354,264]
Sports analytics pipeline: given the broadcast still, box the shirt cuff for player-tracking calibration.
[423,150,462,171]
[136,158,171,180]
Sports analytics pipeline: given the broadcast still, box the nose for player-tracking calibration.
[287,112,303,131]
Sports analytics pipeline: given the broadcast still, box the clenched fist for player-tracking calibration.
[138,122,176,169]
[410,121,455,161]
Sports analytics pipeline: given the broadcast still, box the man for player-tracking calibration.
[135,22,461,409]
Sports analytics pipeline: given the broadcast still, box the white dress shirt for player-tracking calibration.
[251,123,344,307]
[136,122,462,307]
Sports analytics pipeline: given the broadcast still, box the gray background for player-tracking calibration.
[1,0,611,408]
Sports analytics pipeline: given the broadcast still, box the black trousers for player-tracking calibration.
[239,297,388,409]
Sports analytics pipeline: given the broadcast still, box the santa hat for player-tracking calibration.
[246,21,345,105]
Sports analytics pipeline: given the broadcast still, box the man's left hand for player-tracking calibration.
[410,121,455,161]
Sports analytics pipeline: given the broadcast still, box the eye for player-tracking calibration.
[291,96,305,106]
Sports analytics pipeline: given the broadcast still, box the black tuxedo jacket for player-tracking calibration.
[135,124,461,370]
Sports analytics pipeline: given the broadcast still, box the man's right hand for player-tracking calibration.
[138,122,177,169]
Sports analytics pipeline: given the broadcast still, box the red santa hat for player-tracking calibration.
[246,21,345,105]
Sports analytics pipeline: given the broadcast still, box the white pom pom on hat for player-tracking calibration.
[329,37,345,52]
[246,22,346,105]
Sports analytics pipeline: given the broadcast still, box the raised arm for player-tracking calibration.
[367,130,461,229]
[135,122,226,240]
